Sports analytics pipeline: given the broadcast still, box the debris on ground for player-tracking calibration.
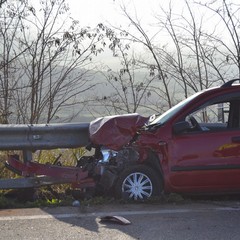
[100,215,131,225]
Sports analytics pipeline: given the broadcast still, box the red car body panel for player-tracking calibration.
[89,113,149,150]
[167,131,240,193]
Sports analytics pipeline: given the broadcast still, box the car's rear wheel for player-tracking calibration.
[115,165,163,200]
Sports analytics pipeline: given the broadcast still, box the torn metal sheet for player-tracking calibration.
[89,113,148,150]
[100,215,131,225]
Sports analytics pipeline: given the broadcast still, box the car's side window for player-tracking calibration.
[185,101,230,132]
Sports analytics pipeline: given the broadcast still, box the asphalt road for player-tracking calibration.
[0,200,240,240]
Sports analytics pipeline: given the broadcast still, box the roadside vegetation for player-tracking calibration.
[0,148,82,208]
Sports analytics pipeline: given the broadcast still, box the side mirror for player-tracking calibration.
[173,121,191,134]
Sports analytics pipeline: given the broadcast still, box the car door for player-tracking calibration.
[168,97,240,193]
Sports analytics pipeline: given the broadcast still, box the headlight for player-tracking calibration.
[100,148,117,163]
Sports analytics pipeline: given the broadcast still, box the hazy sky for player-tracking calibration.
[65,0,234,71]
[67,0,178,28]
[68,0,118,26]
[67,0,168,68]
[66,0,196,70]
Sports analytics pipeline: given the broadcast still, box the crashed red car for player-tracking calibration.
[4,79,240,201]
[80,79,240,200]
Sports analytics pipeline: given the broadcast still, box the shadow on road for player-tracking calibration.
[1,192,240,239]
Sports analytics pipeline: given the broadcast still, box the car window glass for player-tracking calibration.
[185,102,230,131]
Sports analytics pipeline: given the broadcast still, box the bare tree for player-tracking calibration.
[0,0,105,124]
[95,45,158,115]
[107,5,173,109]
[196,0,240,79]
[0,0,7,8]
[112,0,240,107]
[0,0,30,123]
[153,0,211,96]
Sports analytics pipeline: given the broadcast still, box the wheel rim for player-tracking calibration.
[122,172,153,200]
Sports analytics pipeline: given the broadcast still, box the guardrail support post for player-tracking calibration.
[23,150,32,163]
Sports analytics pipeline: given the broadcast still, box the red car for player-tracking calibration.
[4,79,240,201]
[86,79,240,200]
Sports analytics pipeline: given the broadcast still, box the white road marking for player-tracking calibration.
[0,207,239,221]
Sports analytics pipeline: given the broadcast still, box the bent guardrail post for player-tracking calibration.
[0,122,92,189]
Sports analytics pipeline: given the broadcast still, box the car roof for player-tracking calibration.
[199,79,240,96]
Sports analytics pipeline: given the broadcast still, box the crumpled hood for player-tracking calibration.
[89,113,149,150]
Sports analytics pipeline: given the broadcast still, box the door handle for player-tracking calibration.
[232,136,240,143]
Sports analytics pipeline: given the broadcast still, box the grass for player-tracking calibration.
[0,188,117,209]
[0,148,88,209]
[0,194,71,209]
[0,184,188,209]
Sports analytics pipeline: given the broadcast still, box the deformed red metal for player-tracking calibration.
[89,113,148,150]
[6,156,95,188]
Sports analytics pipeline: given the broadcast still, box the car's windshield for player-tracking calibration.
[148,91,202,126]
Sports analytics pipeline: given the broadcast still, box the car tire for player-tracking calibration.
[115,164,163,200]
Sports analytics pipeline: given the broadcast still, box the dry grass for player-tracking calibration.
[0,148,87,207]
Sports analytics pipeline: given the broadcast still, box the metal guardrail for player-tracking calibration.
[0,122,94,189]
[0,123,90,150]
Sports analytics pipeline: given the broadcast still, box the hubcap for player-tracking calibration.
[122,172,153,200]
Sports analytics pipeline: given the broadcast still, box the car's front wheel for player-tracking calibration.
[115,165,163,200]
